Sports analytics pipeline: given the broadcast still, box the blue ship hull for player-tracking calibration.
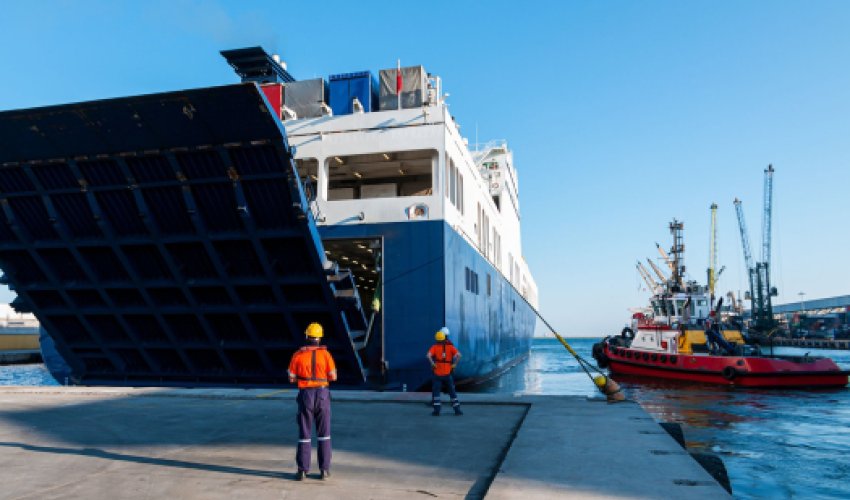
[320,221,535,390]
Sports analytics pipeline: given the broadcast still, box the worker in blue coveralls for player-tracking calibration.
[288,322,337,481]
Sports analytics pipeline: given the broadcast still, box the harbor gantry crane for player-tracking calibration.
[733,165,779,338]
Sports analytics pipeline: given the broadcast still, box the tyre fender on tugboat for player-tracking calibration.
[621,327,635,340]
[592,341,610,369]
[721,366,738,381]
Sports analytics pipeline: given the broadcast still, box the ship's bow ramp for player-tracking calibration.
[0,84,366,385]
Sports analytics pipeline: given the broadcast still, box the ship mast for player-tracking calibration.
[668,220,685,292]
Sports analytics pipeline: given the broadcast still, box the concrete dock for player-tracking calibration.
[0,387,729,499]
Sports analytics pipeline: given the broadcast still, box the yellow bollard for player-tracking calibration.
[593,375,626,402]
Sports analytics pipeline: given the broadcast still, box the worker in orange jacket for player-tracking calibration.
[288,322,337,481]
[427,328,462,416]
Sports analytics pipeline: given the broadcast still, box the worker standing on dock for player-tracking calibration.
[427,329,463,416]
[288,322,337,481]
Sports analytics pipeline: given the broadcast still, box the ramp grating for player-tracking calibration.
[0,83,365,385]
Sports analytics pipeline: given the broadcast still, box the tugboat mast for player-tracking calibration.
[668,219,685,292]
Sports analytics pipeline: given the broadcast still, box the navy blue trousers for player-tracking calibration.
[431,374,460,413]
[296,386,332,472]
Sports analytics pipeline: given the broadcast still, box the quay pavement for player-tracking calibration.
[0,387,729,499]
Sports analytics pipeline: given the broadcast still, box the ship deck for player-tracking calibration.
[0,387,729,499]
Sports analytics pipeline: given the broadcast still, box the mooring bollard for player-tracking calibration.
[593,375,626,402]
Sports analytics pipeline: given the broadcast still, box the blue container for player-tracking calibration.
[328,71,378,116]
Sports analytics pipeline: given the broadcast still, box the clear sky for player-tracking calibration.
[1,1,849,336]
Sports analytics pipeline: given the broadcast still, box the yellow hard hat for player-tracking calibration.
[593,375,608,388]
[435,331,446,342]
[305,322,324,338]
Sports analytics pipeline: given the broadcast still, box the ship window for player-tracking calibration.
[295,158,318,201]
[449,160,456,206]
[464,267,479,295]
[457,172,464,214]
[327,150,433,200]
[446,157,465,214]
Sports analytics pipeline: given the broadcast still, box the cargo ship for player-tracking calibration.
[0,47,538,390]
[591,220,847,387]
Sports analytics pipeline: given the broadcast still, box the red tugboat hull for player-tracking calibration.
[602,344,849,388]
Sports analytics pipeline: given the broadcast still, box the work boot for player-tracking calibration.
[431,407,440,416]
[320,470,331,480]
[454,406,463,416]
[295,470,306,481]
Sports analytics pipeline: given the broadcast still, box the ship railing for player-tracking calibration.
[471,139,508,165]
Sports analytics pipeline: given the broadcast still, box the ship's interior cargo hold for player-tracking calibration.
[329,71,378,116]
[327,150,433,200]
[322,237,383,369]
[379,65,427,110]
[323,238,381,305]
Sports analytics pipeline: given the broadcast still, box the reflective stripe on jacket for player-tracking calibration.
[289,346,337,389]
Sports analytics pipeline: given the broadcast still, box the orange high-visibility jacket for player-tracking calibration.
[427,342,459,377]
[288,346,337,389]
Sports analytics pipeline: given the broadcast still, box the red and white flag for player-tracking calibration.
[396,59,402,95]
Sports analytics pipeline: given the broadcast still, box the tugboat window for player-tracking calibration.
[327,150,434,200]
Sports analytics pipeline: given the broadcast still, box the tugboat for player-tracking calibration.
[592,220,848,388]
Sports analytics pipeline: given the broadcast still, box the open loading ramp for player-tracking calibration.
[0,83,367,386]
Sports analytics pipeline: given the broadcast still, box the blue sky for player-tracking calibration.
[1,1,849,336]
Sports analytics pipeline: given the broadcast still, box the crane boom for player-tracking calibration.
[636,262,658,292]
[734,198,754,272]
[762,164,774,266]
[655,243,675,272]
[646,258,668,283]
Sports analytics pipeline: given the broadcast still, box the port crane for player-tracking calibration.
[734,165,779,338]
[646,258,669,284]
[706,203,725,303]
[655,243,675,272]
[636,262,659,293]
